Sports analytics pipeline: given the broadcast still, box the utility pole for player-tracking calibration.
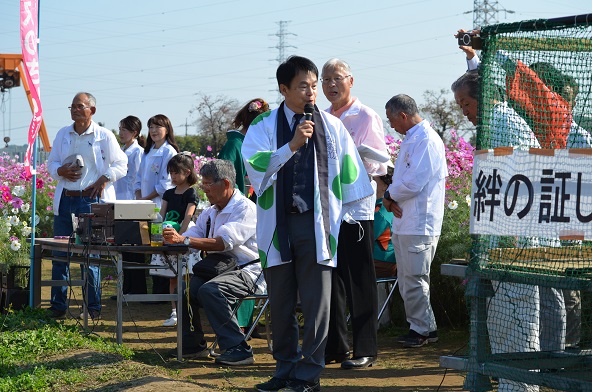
[472,0,514,29]
[270,21,296,105]
[178,118,189,137]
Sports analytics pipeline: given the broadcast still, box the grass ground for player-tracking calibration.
[0,263,473,391]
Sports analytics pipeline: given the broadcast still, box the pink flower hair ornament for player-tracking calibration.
[248,100,263,112]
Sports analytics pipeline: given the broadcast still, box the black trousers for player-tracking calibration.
[121,252,148,294]
[326,220,378,358]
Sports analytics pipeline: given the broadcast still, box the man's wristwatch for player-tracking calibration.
[384,190,394,202]
[183,236,190,245]
[103,173,111,182]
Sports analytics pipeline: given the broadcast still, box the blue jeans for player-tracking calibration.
[51,193,101,312]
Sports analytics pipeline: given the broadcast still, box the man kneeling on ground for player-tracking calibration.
[164,159,265,365]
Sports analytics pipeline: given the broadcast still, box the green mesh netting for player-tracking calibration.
[465,13,592,392]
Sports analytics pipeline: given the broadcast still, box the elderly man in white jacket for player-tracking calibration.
[163,159,264,366]
[47,92,127,320]
[383,94,448,349]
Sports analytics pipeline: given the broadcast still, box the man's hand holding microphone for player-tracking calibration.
[289,103,315,152]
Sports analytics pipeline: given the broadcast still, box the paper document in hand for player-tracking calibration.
[357,144,390,163]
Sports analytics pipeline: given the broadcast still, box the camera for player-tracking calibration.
[69,154,84,169]
[458,32,473,46]
[457,32,482,49]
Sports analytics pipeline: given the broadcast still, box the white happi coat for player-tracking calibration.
[242,107,373,268]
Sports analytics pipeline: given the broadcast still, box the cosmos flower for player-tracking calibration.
[12,185,25,197]
[10,239,21,251]
[11,197,23,209]
[21,225,32,236]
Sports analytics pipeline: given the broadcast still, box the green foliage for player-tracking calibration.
[176,135,204,155]
[0,308,132,391]
[430,131,474,327]
[430,200,472,327]
[0,154,56,272]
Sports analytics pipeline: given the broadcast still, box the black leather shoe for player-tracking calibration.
[46,308,66,319]
[325,351,350,364]
[341,356,377,369]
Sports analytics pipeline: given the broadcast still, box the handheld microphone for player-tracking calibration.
[304,103,314,145]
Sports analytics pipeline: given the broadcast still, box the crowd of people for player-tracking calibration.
[40,49,457,392]
[42,28,587,391]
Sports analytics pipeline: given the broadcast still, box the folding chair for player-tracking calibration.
[345,276,398,323]
[376,276,398,322]
[208,292,271,356]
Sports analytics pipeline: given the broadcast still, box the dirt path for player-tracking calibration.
[39,271,467,391]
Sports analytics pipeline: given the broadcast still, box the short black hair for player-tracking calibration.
[385,94,419,115]
[276,55,318,89]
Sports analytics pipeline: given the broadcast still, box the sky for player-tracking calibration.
[0,0,589,148]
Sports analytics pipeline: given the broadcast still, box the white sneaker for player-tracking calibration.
[163,311,177,327]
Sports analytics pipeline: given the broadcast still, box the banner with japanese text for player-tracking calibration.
[20,0,42,176]
[470,148,592,240]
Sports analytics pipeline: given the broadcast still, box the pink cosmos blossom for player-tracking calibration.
[11,198,23,209]
[385,129,474,221]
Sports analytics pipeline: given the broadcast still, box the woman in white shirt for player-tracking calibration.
[113,116,148,297]
[116,116,145,200]
[134,114,179,207]
[134,114,180,297]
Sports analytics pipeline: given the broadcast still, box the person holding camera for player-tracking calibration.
[164,159,265,366]
[455,28,481,71]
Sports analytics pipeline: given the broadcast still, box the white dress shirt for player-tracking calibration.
[388,120,448,236]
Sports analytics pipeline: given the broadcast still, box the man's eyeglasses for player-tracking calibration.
[200,180,221,190]
[320,75,351,85]
[68,104,91,111]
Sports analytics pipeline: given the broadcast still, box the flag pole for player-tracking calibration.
[28,0,41,308]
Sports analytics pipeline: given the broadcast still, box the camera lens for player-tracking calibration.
[461,33,472,46]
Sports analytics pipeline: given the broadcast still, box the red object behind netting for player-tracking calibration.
[507,60,571,149]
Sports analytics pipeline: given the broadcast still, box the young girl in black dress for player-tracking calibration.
[159,152,198,326]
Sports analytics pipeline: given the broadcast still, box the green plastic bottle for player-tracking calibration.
[150,207,163,246]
